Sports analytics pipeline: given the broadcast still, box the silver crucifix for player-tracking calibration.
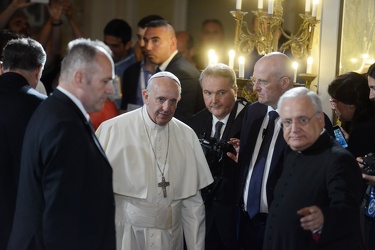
[158,176,170,198]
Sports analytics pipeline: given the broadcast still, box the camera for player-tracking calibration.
[199,137,234,168]
[199,137,235,202]
[362,153,375,176]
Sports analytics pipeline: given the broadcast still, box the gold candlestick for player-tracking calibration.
[298,73,317,89]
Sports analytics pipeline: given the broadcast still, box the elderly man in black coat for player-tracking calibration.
[263,87,364,250]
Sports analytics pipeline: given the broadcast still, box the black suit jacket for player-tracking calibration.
[187,99,248,249]
[165,52,205,122]
[120,61,141,110]
[264,132,363,250]
[7,89,115,250]
[0,72,46,249]
[236,102,334,209]
[237,102,285,208]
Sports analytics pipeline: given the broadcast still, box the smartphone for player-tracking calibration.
[333,126,348,148]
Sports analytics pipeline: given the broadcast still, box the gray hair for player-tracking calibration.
[59,38,112,82]
[199,63,237,89]
[2,37,46,71]
[278,87,323,113]
[147,71,182,94]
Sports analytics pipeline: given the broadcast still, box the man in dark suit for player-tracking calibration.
[143,20,205,122]
[120,15,164,113]
[188,63,248,250]
[7,38,116,250]
[264,87,363,250]
[229,52,334,250]
[0,35,46,250]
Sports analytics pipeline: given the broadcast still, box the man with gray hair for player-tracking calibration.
[8,38,116,249]
[263,87,363,250]
[188,63,248,249]
[0,37,46,249]
[96,71,213,250]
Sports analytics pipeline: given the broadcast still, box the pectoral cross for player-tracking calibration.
[158,176,170,198]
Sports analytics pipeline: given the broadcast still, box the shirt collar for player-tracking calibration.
[57,86,90,122]
[158,50,178,71]
[212,112,230,126]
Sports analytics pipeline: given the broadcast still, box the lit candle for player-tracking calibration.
[236,0,242,10]
[268,0,274,14]
[239,56,245,78]
[228,50,235,69]
[306,57,313,74]
[305,0,311,13]
[258,0,263,10]
[292,62,298,82]
[213,54,218,65]
[312,0,318,17]
[208,49,215,66]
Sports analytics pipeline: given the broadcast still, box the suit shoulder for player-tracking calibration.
[171,117,197,134]
[167,55,200,78]
[124,61,141,73]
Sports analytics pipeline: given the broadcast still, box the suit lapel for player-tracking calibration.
[269,128,285,174]
[52,89,109,160]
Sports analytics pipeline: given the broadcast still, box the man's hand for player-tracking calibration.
[10,0,34,9]
[227,138,240,163]
[357,156,375,185]
[297,206,324,232]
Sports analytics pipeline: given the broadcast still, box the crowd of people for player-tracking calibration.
[1,1,375,250]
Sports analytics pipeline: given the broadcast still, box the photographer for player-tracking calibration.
[187,63,249,250]
[356,62,375,250]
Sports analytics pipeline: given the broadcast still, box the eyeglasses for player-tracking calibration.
[281,112,320,128]
[250,76,290,87]
[250,77,269,87]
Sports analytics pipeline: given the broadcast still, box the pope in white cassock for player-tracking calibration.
[96,71,213,250]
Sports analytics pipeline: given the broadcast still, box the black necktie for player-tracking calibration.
[155,67,161,73]
[246,110,279,218]
[214,121,224,142]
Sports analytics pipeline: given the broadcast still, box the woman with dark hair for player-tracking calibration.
[328,71,375,157]
[357,63,375,250]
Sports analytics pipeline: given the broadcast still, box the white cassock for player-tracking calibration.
[96,107,213,250]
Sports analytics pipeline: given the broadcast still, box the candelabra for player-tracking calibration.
[231,0,320,61]
[237,78,258,102]
[299,73,317,89]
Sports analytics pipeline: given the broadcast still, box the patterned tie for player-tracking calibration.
[246,110,279,218]
[214,121,224,142]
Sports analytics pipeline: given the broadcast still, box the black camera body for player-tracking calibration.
[362,153,375,176]
[199,137,235,168]
[199,137,235,201]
